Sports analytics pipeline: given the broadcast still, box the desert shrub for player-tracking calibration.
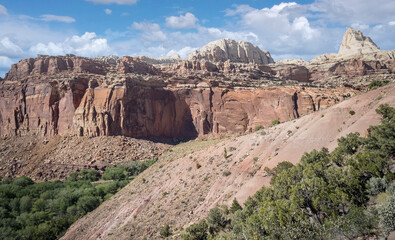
[254,125,263,131]
[387,182,395,195]
[184,220,208,240]
[222,170,231,177]
[349,110,356,115]
[196,163,202,169]
[368,80,389,90]
[367,177,387,195]
[160,224,172,238]
[270,120,280,126]
[223,148,227,159]
[228,147,236,152]
[379,195,395,235]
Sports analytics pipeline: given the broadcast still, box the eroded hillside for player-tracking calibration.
[61,82,395,240]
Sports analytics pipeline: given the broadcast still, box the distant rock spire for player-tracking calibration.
[338,27,380,57]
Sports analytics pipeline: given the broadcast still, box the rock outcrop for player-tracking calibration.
[1,28,394,139]
[338,27,380,57]
[188,39,274,64]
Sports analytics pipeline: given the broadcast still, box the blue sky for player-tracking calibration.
[0,0,394,76]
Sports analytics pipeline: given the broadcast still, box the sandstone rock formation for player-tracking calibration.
[338,27,380,57]
[1,28,394,140]
[188,38,274,64]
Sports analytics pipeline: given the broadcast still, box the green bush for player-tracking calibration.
[387,182,395,195]
[160,224,172,238]
[254,125,263,131]
[222,170,231,177]
[368,80,389,90]
[379,196,395,235]
[367,177,387,195]
[102,167,126,180]
[184,220,208,240]
[349,110,356,115]
[270,119,280,126]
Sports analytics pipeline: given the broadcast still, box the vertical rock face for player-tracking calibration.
[338,27,380,57]
[73,83,197,138]
[188,39,275,64]
[0,77,89,137]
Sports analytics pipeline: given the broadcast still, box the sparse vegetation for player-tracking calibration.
[368,80,389,90]
[270,119,280,126]
[349,110,356,115]
[223,148,227,159]
[222,170,231,177]
[254,125,263,131]
[195,104,395,239]
[196,163,202,169]
[159,224,172,238]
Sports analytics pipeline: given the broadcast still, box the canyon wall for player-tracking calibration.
[0,65,352,138]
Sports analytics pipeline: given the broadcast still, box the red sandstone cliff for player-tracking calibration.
[0,57,355,139]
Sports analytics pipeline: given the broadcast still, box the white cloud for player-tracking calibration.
[18,14,75,23]
[166,13,198,29]
[166,46,197,58]
[105,9,112,15]
[133,22,167,42]
[310,0,395,25]
[85,0,137,4]
[389,21,395,26]
[40,14,75,23]
[29,32,112,57]
[0,37,24,57]
[0,56,14,68]
[0,4,7,15]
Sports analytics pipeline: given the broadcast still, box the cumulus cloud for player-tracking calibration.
[105,9,112,15]
[85,0,137,4]
[40,14,75,23]
[310,0,395,26]
[0,4,7,15]
[166,13,198,29]
[133,22,167,42]
[29,32,112,57]
[226,3,326,57]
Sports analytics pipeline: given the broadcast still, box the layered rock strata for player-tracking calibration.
[1,28,394,139]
